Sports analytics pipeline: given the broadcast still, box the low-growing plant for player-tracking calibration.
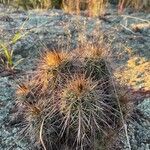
[0,43,13,70]
[0,31,26,73]
[59,73,120,149]
[31,50,74,95]
[15,42,132,150]
[23,98,60,149]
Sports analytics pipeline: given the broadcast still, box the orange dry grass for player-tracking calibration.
[119,0,150,11]
[62,0,107,16]
[88,0,107,17]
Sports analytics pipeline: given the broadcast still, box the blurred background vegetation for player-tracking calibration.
[0,0,149,16]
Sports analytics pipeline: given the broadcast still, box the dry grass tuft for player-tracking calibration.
[118,0,150,12]
[62,0,107,16]
[88,0,107,17]
[0,0,52,10]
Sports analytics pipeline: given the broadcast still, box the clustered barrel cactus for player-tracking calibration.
[16,42,131,150]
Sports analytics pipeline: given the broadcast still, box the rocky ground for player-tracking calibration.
[0,4,150,150]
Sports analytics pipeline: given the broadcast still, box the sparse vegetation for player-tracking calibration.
[118,0,150,12]
[0,0,52,9]
[0,32,24,72]
[0,42,13,70]
[0,0,149,15]
[62,0,107,16]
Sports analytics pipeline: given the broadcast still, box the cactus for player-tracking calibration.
[16,44,131,149]
[59,73,119,149]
